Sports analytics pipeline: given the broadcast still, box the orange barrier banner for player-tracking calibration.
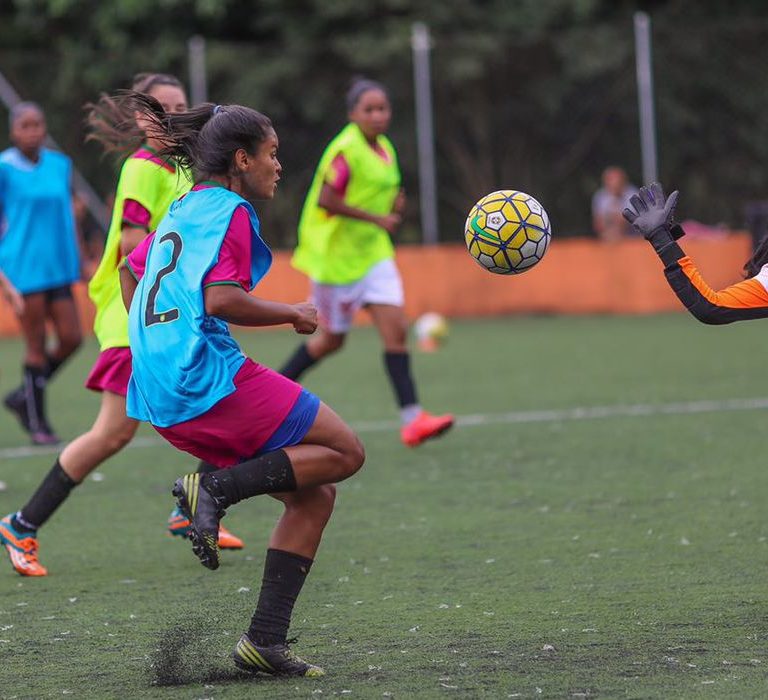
[0,234,752,337]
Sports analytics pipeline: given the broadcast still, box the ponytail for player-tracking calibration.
[126,92,216,172]
[84,72,184,156]
[125,92,274,178]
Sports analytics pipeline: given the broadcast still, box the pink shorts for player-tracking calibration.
[154,358,303,468]
[85,347,133,397]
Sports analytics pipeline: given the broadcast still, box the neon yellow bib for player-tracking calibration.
[292,123,401,285]
[89,151,191,350]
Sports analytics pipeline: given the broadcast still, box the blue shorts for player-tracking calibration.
[256,389,320,456]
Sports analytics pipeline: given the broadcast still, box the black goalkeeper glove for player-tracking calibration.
[622,182,681,255]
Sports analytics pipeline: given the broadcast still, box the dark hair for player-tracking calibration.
[125,92,273,178]
[346,78,388,111]
[85,73,184,156]
[9,101,44,132]
[744,235,768,278]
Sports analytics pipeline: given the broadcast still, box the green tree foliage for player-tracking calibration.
[1,0,768,245]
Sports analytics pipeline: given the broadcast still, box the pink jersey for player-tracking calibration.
[127,187,253,289]
[122,199,151,229]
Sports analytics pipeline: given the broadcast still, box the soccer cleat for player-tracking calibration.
[167,507,244,549]
[233,634,325,678]
[3,387,31,433]
[0,514,47,576]
[217,524,244,550]
[400,411,455,447]
[30,427,61,447]
[171,474,224,570]
[4,388,60,446]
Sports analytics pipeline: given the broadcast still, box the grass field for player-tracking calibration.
[1,314,767,699]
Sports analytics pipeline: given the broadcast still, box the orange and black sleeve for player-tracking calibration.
[657,230,768,325]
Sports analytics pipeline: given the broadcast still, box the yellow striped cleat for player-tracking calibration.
[233,634,325,678]
[167,507,245,549]
[171,474,224,571]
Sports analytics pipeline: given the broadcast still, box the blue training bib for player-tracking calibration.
[126,187,272,427]
[0,148,80,294]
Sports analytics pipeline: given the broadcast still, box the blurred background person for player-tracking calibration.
[280,78,453,447]
[0,102,82,445]
[592,166,639,242]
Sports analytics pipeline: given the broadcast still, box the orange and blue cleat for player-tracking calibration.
[400,411,455,447]
[0,514,47,577]
[168,506,244,549]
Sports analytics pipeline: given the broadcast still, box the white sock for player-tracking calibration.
[400,404,422,426]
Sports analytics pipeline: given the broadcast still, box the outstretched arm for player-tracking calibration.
[204,284,317,334]
[659,242,768,325]
[624,183,768,324]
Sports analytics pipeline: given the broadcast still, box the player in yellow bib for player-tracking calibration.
[0,74,239,578]
[281,79,453,447]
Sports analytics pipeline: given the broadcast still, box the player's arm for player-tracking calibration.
[119,264,138,312]
[118,231,154,312]
[623,183,768,324]
[662,251,768,325]
[316,153,401,234]
[119,199,153,256]
[204,285,317,334]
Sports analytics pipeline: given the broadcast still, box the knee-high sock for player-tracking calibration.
[206,449,297,507]
[16,459,78,531]
[279,343,318,380]
[248,548,313,646]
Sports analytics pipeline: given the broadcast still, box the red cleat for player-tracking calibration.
[401,411,454,447]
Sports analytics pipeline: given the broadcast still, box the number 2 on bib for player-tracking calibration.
[145,231,182,326]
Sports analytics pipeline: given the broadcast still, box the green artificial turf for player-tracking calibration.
[0,314,766,698]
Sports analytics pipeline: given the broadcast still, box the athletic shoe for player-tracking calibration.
[401,411,455,447]
[171,474,224,570]
[4,388,60,445]
[233,634,325,677]
[3,388,30,433]
[167,506,244,549]
[0,514,47,577]
[30,427,61,446]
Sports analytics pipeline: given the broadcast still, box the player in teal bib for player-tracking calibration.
[118,94,364,678]
[127,186,271,426]
[0,102,82,445]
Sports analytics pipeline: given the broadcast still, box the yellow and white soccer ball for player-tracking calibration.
[414,312,449,352]
[464,190,551,274]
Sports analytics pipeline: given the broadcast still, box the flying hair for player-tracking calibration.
[126,92,273,178]
[84,73,184,156]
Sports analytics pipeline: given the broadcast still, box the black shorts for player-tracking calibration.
[23,284,74,302]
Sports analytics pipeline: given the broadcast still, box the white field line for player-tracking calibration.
[2,396,768,461]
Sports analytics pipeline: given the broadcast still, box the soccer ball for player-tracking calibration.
[414,312,449,352]
[464,190,551,274]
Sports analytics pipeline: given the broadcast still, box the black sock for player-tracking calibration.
[44,355,65,381]
[248,548,313,646]
[196,460,219,475]
[18,459,79,529]
[22,365,48,431]
[383,351,418,408]
[206,449,297,507]
[280,343,318,380]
